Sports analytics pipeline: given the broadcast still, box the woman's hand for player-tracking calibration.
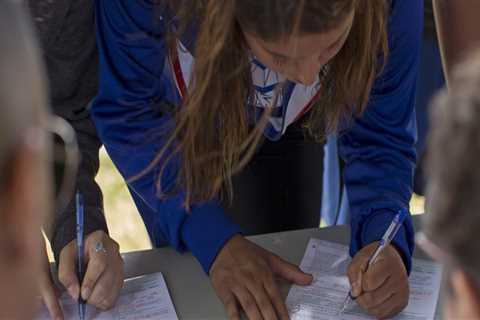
[210,235,313,320]
[39,245,63,320]
[58,231,124,311]
[347,242,409,319]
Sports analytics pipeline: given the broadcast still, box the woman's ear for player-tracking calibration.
[449,269,480,319]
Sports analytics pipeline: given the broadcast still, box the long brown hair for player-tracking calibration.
[140,0,389,209]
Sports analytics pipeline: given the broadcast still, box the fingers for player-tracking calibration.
[218,290,240,320]
[362,258,391,293]
[39,269,63,320]
[210,237,298,319]
[347,247,372,297]
[81,245,108,301]
[58,231,124,312]
[264,273,289,320]
[367,293,407,320]
[349,270,363,298]
[57,241,80,300]
[358,271,409,318]
[87,271,116,310]
[352,244,410,319]
[232,285,263,320]
[82,232,124,309]
[268,254,313,286]
[244,275,278,320]
[87,259,123,310]
[39,244,64,320]
[40,283,63,320]
[213,269,281,320]
[356,276,396,310]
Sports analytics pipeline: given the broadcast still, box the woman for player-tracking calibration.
[93,0,421,318]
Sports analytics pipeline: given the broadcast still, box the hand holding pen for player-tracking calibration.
[71,191,125,319]
[342,209,410,319]
[38,199,125,320]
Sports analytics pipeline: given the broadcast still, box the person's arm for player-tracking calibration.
[93,0,242,273]
[95,2,316,318]
[28,1,123,317]
[340,0,421,273]
[339,0,421,318]
[47,115,108,262]
[27,0,109,265]
[433,0,480,87]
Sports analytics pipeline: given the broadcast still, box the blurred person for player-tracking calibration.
[0,1,53,318]
[26,1,124,318]
[433,0,480,86]
[420,50,480,319]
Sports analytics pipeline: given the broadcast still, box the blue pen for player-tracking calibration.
[76,191,86,320]
[339,208,408,314]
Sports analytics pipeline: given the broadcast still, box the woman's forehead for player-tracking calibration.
[236,0,355,37]
[244,11,354,60]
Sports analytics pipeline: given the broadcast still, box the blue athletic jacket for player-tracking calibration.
[92,0,422,274]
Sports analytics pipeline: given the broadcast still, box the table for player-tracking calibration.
[121,215,442,319]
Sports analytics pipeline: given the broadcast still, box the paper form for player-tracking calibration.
[35,272,178,320]
[286,239,442,320]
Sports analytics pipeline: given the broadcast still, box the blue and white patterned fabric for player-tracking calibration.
[174,39,324,141]
[249,58,323,140]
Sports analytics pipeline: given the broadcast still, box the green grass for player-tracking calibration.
[97,148,151,252]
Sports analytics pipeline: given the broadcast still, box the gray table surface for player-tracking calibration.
[121,215,443,319]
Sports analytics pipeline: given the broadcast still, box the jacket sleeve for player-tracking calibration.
[339,0,423,273]
[92,0,242,273]
[48,115,108,264]
[27,0,109,264]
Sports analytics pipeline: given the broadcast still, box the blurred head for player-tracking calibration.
[0,1,52,319]
[154,0,388,208]
[424,50,480,319]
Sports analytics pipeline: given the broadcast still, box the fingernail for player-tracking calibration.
[67,285,78,300]
[352,280,361,297]
[82,287,91,300]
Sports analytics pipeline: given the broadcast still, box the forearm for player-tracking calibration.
[28,0,106,263]
[46,115,107,264]
[433,0,480,87]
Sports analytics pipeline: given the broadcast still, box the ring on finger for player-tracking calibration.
[94,241,107,254]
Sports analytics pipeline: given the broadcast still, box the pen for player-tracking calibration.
[339,208,408,314]
[76,191,86,320]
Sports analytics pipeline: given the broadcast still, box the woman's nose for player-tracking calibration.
[292,58,324,86]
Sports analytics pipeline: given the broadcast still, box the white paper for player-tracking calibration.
[35,272,178,320]
[286,239,442,320]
